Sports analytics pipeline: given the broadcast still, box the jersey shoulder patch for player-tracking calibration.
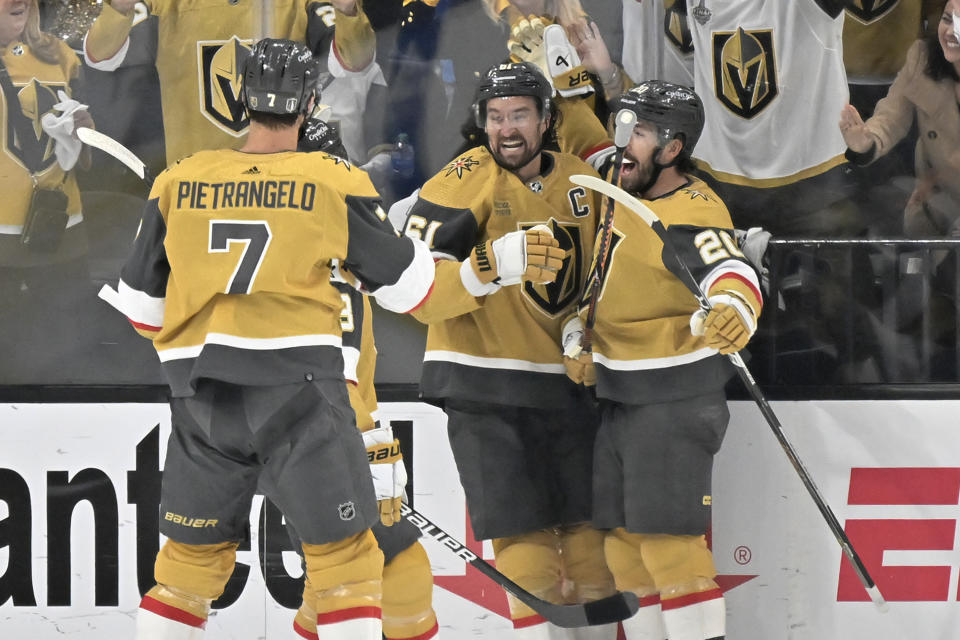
[419,146,496,210]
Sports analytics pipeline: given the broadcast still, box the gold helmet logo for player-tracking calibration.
[4,79,58,170]
[846,0,899,24]
[523,219,583,317]
[664,0,694,54]
[712,28,778,119]
[199,36,252,135]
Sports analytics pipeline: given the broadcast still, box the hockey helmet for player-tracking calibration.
[473,61,553,128]
[242,38,320,116]
[298,118,348,159]
[612,81,705,154]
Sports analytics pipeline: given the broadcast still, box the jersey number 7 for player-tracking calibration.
[208,220,273,294]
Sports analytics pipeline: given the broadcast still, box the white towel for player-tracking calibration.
[40,90,88,171]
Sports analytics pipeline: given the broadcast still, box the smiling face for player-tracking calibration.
[938,0,960,67]
[619,120,662,196]
[0,0,28,48]
[484,95,548,179]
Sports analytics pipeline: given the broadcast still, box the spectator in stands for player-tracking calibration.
[840,0,960,238]
[0,0,102,383]
[82,0,378,166]
[841,0,943,235]
[681,0,861,237]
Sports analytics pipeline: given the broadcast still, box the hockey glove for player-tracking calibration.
[544,24,594,97]
[690,298,757,354]
[508,16,548,72]
[460,225,563,296]
[363,426,407,527]
[561,316,595,385]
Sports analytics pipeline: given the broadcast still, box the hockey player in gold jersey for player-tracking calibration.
[401,61,618,640]
[83,0,377,165]
[563,82,763,640]
[273,118,440,640]
[110,39,435,640]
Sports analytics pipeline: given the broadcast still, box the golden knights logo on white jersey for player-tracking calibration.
[664,0,694,54]
[198,36,253,135]
[4,79,60,171]
[712,27,778,119]
[845,0,900,24]
[521,218,583,317]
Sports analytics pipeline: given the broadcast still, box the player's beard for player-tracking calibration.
[489,135,542,173]
[618,151,655,197]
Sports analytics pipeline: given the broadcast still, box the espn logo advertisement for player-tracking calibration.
[3,400,960,638]
[839,467,960,603]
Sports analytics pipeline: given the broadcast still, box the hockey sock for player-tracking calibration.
[303,529,384,640]
[604,529,665,640]
[383,542,439,639]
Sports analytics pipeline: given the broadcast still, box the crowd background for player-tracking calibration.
[2,0,957,388]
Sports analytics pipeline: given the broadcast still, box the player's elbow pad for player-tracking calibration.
[371,239,435,313]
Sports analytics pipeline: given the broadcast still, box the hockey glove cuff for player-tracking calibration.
[561,314,585,358]
[363,427,407,526]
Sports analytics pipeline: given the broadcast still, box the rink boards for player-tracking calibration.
[2,400,959,639]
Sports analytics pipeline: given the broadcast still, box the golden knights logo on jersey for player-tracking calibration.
[712,27,778,119]
[521,219,582,317]
[580,228,624,309]
[845,0,900,24]
[199,36,252,135]
[4,79,59,171]
[664,0,694,54]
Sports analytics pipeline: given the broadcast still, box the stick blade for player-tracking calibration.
[542,591,640,628]
[76,127,147,180]
[584,591,640,626]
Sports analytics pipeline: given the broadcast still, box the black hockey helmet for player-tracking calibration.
[242,38,320,116]
[298,118,348,159]
[473,61,553,128]
[612,81,705,154]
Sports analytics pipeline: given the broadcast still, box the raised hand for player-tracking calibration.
[838,104,873,154]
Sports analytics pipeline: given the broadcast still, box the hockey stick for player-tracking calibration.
[568,173,889,613]
[401,504,640,627]
[76,126,155,186]
[575,108,637,355]
[75,127,154,308]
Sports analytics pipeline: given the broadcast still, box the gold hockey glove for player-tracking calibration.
[564,352,596,386]
[363,427,406,526]
[693,302,755,354]
[461,226,563,295]
[508,16,548,73]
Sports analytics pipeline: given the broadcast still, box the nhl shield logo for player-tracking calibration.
[338,502,356,521]
[712,28,778,120]
[845,0,899,24]
[4,79,59,171]
[522,219,582,317]
[664,0,694,54]
[199,36,252,135]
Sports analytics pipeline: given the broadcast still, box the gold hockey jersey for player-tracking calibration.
[0,40,85,266]
[115,148,434,397]
[403,146,602,409]
[334,278,379,431]
[585,177,762,405]
[83,0,375,165]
